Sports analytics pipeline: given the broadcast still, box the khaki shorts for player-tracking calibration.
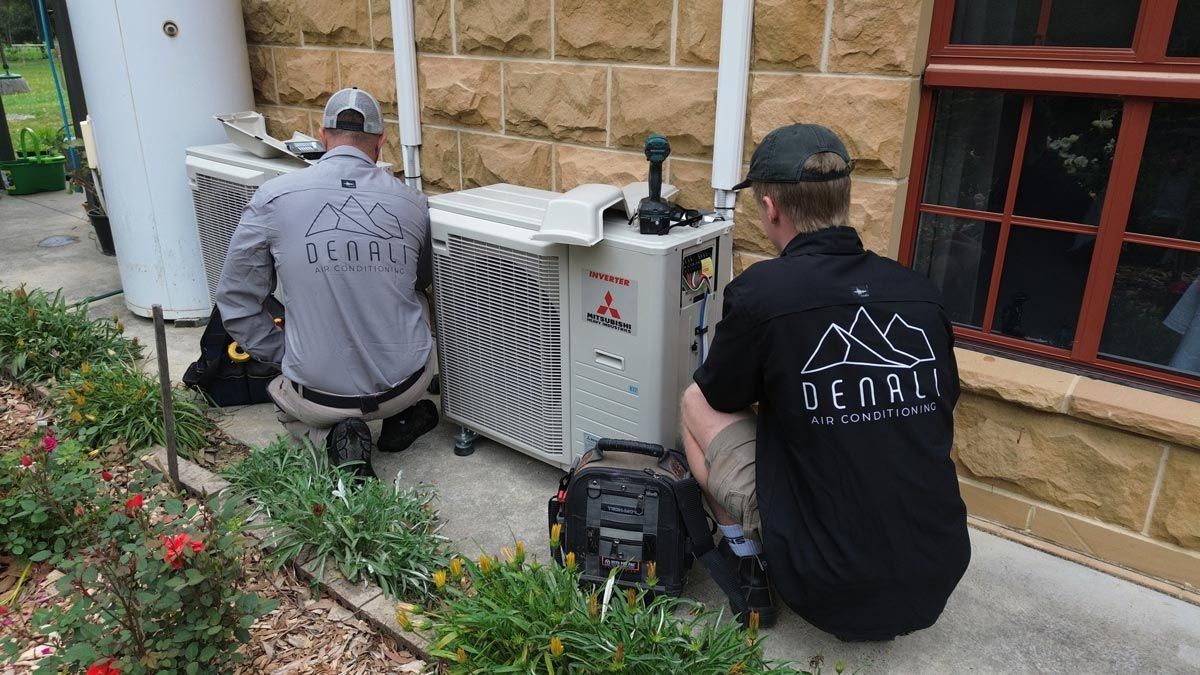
[704,414,760,543]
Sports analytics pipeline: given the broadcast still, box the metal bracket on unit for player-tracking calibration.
[453,426,478,457]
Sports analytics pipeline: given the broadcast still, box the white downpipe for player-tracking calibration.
[711,0,754,220]
[391,0,423,190]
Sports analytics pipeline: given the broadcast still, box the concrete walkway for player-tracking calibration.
[4,191,1200,673]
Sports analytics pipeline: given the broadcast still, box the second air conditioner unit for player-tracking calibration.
[430,184,733,469]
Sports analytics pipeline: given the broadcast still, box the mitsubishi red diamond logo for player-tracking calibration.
[597,291,621,320]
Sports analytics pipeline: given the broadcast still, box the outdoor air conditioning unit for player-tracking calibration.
[185,143,307,304]
[430,184,733,469]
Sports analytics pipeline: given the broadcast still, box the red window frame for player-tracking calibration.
[898,0,1200,393]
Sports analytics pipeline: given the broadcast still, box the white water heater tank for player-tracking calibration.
[65,0,253,319]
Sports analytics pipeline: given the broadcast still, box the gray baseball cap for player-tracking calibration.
[733,124,852,190]
[322,87,384,135]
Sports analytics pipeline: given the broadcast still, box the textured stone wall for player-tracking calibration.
[242,0,928,269]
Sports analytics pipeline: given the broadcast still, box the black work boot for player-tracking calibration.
[326,418,375,479]
[377,400,440,453]
[718,537,779,628]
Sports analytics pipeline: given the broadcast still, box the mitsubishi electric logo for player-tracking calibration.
[802,307,943,427]
[596,292,622,320]
[803,307,935,374]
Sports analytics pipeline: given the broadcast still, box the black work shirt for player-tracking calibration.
[694,226,970,639]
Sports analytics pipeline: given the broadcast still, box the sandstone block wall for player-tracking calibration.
[242,0,928,269]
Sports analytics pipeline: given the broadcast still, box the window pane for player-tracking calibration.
[912,213,1000,328]
[923,90,1024,213]
[950,0,1140,48]
[1127,102,1200,243]
[1015,96,1123,225]
[995,226,1094,348]
[1100,244,1200,377]
[1168,0,1200,56]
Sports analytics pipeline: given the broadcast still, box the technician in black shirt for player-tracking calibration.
[682,124,970,641]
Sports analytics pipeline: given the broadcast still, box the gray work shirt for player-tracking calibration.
[216,145,432,397]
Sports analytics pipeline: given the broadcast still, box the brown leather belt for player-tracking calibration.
[292,367,424,413]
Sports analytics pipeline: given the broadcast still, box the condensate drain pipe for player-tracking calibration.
[391,0,423,190]
[711,0,754,220]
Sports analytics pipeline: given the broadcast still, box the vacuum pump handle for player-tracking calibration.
[594,438,666,460]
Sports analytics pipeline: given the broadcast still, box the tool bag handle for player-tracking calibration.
[593,438,665,461]
[670,476,751,624]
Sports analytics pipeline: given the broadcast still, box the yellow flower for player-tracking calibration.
[136,386,147,399]
[646,560,658,587]
[550,636,564,658]
[81,382,94,394]
[70,410,83,424]
[27,308,38,320]
[75,395,86,407]
[626,588,637,612]
[115,321,125,334]
[565,551,576,572]
[16,339,24,348]
[85,414,96,422]
[613,643,625,665]
[66,388,77,398]
[80,362,90,375]
[730,662,746,674]
[515,540,525,564]
[478,554,493,574]
[456,647,467,664]
[132,337,140,347]
[549,523,562,548]
[115,382,125,392]
[449,557,463,578]
[433,570,447,590]
[111,313,120,323]
[501,546,513,563]
[588,593,599,620]
[395,608,411,630]
[748,610,760,637]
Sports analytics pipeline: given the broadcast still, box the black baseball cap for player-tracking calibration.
[732,123,853,190]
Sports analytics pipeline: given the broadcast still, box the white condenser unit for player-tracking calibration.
[185,143,308,304]
[430,184,733,469]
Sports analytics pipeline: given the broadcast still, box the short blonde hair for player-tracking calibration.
[752,152,851,234]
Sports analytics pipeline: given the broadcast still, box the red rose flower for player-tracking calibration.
[40,431,57,452]
[124,494,145,513]
[87,658,121,675]
[101,470,113,481]
[163,533,205,569]
[20,455,32,467]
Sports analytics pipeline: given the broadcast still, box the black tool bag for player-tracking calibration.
[548,439,692,594]
[548,439,749,619]
[182,297,283,407]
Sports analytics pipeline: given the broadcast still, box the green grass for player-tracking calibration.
[2,56,73,152]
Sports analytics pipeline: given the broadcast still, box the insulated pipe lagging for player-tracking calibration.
[711,0,754,220]
[391,0,423,190]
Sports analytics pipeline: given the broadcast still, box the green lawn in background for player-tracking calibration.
[2,56,73,153]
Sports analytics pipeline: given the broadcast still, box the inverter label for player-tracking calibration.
[583,269,637,335]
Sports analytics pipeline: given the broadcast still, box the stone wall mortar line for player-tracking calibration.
[852,175,901,186]
[752,67,915,82]
[449,0,458,55]
[670,0,680,66]
[1061,374,1081,414]
[550,144,558,191]
[1024,505,1035,531]
[435,124,721,162]
[605,66,612,147]
[499,63,507,135]
[820,0,834,73]
[1143,446,1171,536]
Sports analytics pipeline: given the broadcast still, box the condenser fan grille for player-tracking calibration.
[192,173,258,304]
[434,235,565,455]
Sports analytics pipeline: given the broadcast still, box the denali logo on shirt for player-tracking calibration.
[303,196,419,272]
[801,307,943,426]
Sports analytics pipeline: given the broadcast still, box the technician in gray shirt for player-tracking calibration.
[217,88,439,476]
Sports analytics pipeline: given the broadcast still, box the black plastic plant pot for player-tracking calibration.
[89,213,115,256]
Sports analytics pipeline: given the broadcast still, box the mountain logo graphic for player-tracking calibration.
[305,196,404,240]
[802,307,936,374]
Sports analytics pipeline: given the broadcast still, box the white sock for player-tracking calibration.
[718,523,762,557]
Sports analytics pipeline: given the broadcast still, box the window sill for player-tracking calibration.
[956,348,1200,449]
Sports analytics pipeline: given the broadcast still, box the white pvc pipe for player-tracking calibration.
[711,0,754,220]
[391,0,423,190]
